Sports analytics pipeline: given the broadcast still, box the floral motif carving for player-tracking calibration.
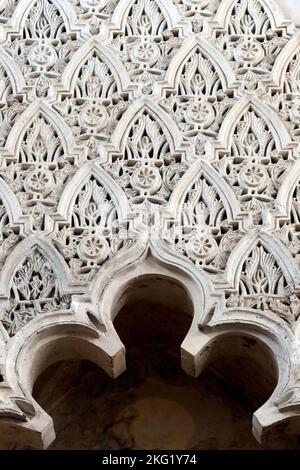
[52,176,136,284]
[213,108,293,223]
[267,51,300,143]
[110,0,183,94]
[161,45,234,155]
[2,248,71,336]
[3,0,81,97]
[275,187,300,269]
[212,0,291,92]
[104,111,187,206]
[54,49,129,158]
[0,114,78,230]
[226,244,300,325]
[164,174,242,273]
[1,0,300,443]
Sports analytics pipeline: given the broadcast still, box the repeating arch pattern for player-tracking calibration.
[0,0,300,449]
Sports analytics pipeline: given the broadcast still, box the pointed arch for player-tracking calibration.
[53,162,137,286]
[111,99,183,152]
[109,0,184,93]
[223,231,300,328]
[276,160,300,218]
[272,31,300,91]
[180,316,295,442]
[108,100,188,206]
[225,229,300,290]
[0,102,81,231]
[169,159,240,220]
[0,235,72,298]
[111,0,181,32]
[214,0,290,32]
[218,95,291,150]
[88,238,223,385]
[163,160,242,275]
[2,317,125,448]
[5,101,79,157]
[8,0,81,38]
[164,38,236,93]
[57,162,131,223]
[0,49,25,100]
[92,239,218,326]
[160,40,236,157]
[212,96,294,222]
[61,38,131,97]
[210,0,292,92]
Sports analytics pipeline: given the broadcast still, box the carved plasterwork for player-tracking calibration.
[0,0,300,450]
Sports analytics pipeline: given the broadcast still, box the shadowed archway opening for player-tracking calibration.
[31,276,298,450]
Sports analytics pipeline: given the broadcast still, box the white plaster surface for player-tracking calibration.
[277,0,300,25]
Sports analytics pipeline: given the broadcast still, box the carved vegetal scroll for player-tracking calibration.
[213,104,294,223]
[226,242,300,326]
[54,44,131,158]
[104,109,187,206]
[3,0,82,97]
[212,0,292,92]
[0,0,299,448]
[164,171,242,274]
[53,173,136,284]
[161,43,234,156]
[2,247,70,336]
[111,0,183,94]
[267,37,300,143]
[0,111,78,230]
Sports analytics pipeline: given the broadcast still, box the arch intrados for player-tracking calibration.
[196,331,279,406]
[111,274,194,323]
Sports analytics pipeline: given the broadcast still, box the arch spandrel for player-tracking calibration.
[266,31,300,145]
[103,100,189,209]
[163,160,243,278]
[109,0,185,95]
